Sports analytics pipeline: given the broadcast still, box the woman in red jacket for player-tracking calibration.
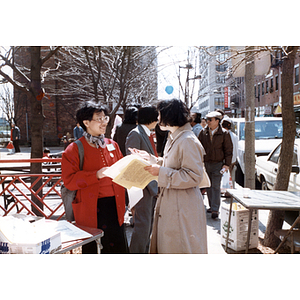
[62,101,128,254]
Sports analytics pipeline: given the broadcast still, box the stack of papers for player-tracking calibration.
[103,155,158,189]
[0,216,92,244]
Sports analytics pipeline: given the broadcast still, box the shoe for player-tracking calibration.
[207,208,212,213]
[211,212,218,219]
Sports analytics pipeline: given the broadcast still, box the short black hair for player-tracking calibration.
[123,106,138,124]
[222,120,232,130]
[157,99,191,127]
[193,112,202,123]
[137,105,158,125]
[76,100,109,131]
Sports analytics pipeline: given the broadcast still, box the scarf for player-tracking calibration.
[83,131,106,149]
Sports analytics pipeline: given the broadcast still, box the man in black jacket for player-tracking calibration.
[198,111,233,219]
[11,123,21,153]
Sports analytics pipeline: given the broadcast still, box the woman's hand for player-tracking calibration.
[97,167,109,179]
[144,164,160,176]
[128,147,151,161]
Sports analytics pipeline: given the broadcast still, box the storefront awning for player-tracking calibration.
[273,104,282,115]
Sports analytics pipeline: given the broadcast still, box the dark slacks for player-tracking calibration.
[205,161,223,212]
[82,196,129,254]
[129,190,157,254]
[13,140,20,153]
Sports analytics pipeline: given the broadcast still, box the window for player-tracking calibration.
[295,66,299,85]
[262,82,264,95]
[270,78,274,92]
[266,80,269,94]
[214,97,224,107]
[275,75,279,91]
[293,146,298,166]
[269,144,281,164]
[258,83,260,97]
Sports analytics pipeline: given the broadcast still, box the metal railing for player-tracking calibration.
[0,158,65,220]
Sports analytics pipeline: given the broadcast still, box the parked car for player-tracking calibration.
[0,118,10,148]
[256,139,300,191]
[231,117,283,186]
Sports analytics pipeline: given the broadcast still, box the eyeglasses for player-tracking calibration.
[206,118,213,122]
[92,116,110,123]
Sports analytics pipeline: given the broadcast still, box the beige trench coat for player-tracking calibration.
[149,123,208,254]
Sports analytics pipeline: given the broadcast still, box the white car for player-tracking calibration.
[256,139,300,191]
[231,117,283,186]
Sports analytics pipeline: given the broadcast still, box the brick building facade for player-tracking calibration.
[13,47,80,146]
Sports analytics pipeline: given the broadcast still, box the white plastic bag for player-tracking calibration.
[221,171,233,194]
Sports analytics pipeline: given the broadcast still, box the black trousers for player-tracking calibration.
[82,196,129,254]
[13,140,20,152]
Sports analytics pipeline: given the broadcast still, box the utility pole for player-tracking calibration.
[244,46,256,189]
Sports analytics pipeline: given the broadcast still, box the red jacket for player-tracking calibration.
[62,137,126,228]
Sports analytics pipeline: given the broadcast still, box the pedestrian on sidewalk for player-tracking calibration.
[11,123,21,153]
[130,99,207,254]
[62,101,129,254]
[113,106,138,156]
[221,116,238,187]
[73,122,84,140]
[198,111,233,219]
[190,112,202,137]
[125,104,158,254]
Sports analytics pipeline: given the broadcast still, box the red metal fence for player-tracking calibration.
[0,158,65,220]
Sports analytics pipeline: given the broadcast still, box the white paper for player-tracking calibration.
[0,217,92,244]
[127,187,143,209]
[0,216,57,244]
[103,154,158,189]
[48,220,92,243]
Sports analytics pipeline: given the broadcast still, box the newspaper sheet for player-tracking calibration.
[103,155,158,189]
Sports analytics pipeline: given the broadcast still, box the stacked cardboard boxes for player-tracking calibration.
[221,200,259,251]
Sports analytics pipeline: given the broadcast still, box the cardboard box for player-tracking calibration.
[221,200,259,251]
[0,215,61,254]
[0,232,61,254]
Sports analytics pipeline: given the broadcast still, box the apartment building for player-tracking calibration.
[195,46,230,117]
[195,47,300,120]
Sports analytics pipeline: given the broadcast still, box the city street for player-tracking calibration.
[0,145,295,254]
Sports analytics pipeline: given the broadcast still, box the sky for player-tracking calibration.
[157,46,201,107]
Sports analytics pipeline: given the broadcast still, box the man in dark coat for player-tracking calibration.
[113,106,138,156]
[198,111,233,219]
[11,123,21,153]
[125,105,158,253]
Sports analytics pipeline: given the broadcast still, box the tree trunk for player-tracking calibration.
[263,46,298,248]
[244,47,256,189]
[29,47,44,215]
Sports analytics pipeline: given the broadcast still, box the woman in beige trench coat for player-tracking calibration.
[129,99,208,254]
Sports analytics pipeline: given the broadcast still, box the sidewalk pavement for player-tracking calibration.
[125,189,286,254]
[0,145,64,160]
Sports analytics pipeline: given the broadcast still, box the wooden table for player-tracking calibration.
[225,189,300,253]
